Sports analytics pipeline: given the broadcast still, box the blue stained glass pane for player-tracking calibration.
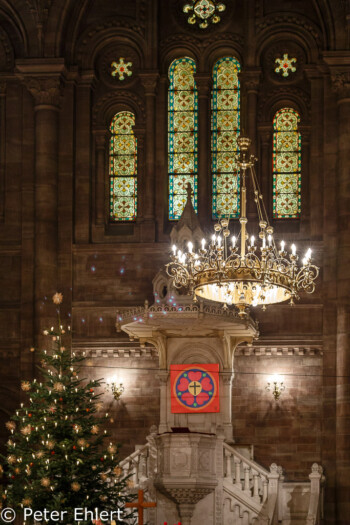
[211,57,241,219]
[168,57,198,220]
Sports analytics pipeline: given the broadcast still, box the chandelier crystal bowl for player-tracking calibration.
[166,136,319,318]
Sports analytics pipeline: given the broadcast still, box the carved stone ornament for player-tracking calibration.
[25,77,62,107]
[331,72,350,99]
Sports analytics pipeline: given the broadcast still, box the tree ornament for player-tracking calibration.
[20,425,32,436]
[91,425,99,434]
[108,445,117,455]
[5,421,16,432]
[22,498,32,506]
[41,477,50,488]
[113,466,122,476]
[0,465,3,476]
[21,381,31,392]
[53,382,64,392]
[71,482,81,492]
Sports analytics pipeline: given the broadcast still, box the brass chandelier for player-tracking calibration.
[166,136,319,318]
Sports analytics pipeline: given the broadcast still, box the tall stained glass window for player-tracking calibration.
[168,57,198,220]
[211,56,241,218]
[109,111,137,221]
[272,108,301,218]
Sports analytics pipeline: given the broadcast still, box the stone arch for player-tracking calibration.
[92,90,146,130]
[258,87,310,125]
[0,1,30,58]
[160,35,201,75]
[74,22,146,71]
[256,17,322,64]
[201,36,244,73]
[171,342,224,371]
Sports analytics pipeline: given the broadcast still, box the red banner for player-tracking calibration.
[170,364,219,413]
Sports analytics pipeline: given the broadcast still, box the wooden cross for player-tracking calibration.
[125,489,157,525]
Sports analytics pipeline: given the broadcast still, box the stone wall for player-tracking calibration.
[232,349,323,480]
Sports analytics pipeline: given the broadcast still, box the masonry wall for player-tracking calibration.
[232,350,323,480]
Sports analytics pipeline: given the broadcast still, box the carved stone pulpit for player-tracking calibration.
[119,270,258,524]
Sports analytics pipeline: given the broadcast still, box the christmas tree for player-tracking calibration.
[0,293,135,524]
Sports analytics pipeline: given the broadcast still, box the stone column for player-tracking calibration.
[139,72,159,242]
[298,127,311,234]
[0,82,5,221]
[195,74,211,226]
[16,63,65,348]
[330,66,350,525]
[222,372,234,442]
[155,75,167,238]
[157,370,169,433]
[304,68,324,239]
[242,69,260,218]
[75,72,95,243]
[258,125,272,218]
[243,69,260,153]
[178,503,195,525]
[93,128,109,226]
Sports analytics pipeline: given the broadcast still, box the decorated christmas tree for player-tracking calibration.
[0,293,135,524]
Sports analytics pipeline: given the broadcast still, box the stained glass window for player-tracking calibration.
[109,111,137,221]
[211,56,241,218]
[168,57,198,220]
[273,108,301,218]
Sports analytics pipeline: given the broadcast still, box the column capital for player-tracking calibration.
[258,123,273,146]
[240,68,261,93]
[93,128,110,149]
[0,80,6,97]
[139,71,159,95]
[195,73,211,97]
[299,125,311,144]
[330,71,350,100]
[79,70,98,90]
[322,52,350,100]
[15,58,66,108]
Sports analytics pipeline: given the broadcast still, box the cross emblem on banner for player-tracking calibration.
[125,489,157,525]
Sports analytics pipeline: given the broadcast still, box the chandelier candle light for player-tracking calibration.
[166,136,319,318]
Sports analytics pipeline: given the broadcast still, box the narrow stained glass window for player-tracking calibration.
[211,57,241,218]
[109,111,137,221]
[273,108,301,218]
[168,57,198,220]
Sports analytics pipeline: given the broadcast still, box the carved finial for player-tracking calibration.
[170,182,204,248]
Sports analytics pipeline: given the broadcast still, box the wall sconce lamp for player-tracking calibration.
[106,376,125,401]
[266,375,285,400]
